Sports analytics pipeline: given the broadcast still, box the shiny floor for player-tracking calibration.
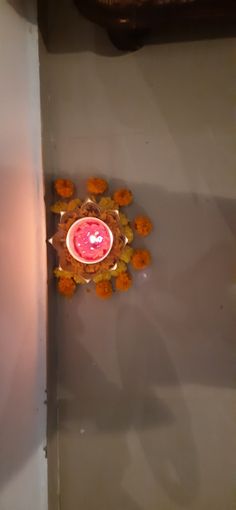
[40,3,236,509]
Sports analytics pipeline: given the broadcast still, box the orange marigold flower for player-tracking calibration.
[115,272,132,292]
[134,216,153,237]
[54,178,75,198]
[131,249,151,270]
[87,177,108,195]
[95,280,113,299]
[57,277,76,297]
[113,188,133,206]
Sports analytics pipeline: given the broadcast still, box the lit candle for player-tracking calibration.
[66,217,113,264]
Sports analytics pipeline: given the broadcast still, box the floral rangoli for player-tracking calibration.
[49,177,153,299]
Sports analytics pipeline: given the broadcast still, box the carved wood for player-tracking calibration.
[75,0,236,49]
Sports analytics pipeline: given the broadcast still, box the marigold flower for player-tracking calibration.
[54,268,73,279]
[123,225,134,244]
[57,277,76,297]
[51,198,81,213]
[113,188,133,206]
[110,261,127,277]
[95,280,113,299]
[67,198,82,211]
[120,246,134,264]
[73,274,86,284]
[51,201,68,214]
[134,216,153,237]
[54,178,75,198]
[98,196,116,210]
[119,212,128,226]
[87,177,108,195]
[131,249,151,270]
[93,271,112,283]
[115,272,132,291]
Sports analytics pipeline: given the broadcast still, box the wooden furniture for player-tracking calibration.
[75,0,236,49]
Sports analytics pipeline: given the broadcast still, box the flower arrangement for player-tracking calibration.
[49,177,153,299]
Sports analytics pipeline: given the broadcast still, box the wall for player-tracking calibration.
[40,2,236,509]
[0,2,47,510]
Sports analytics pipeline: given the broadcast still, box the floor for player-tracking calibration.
[40,2,236,509]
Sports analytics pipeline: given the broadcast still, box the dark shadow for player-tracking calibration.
[7,0,37,23]
[39,0,121,57]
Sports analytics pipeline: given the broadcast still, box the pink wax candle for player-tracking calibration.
[66,217,113,264]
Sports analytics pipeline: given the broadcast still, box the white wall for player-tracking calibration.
[0,2,47,510]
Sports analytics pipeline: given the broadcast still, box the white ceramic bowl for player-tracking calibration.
[66,216,113,264]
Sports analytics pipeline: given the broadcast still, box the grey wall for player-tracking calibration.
[0,2,47,509]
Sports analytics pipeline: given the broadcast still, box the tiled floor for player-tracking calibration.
[40,2,236,508]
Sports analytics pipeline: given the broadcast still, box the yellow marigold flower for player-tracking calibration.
[110,261,127,277]
[134,216,153,237]
[87,177,108,195]
[95,280,113,299]
[93,271,112,283]
[98,196,116,210]
[131,249,151,270]
[57,277,76,297]
[67,198,82,211]
[119,212,128,226]
[115,272,132,291]
[51,198,81,214]
[113,188,133,206]
[54,268,73,279]
[124,225,134,244]
[73,275,86,284]
[51,201,67,214]
[54,178,75,198]
[54,268,85,285]
[120,246,134,264]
